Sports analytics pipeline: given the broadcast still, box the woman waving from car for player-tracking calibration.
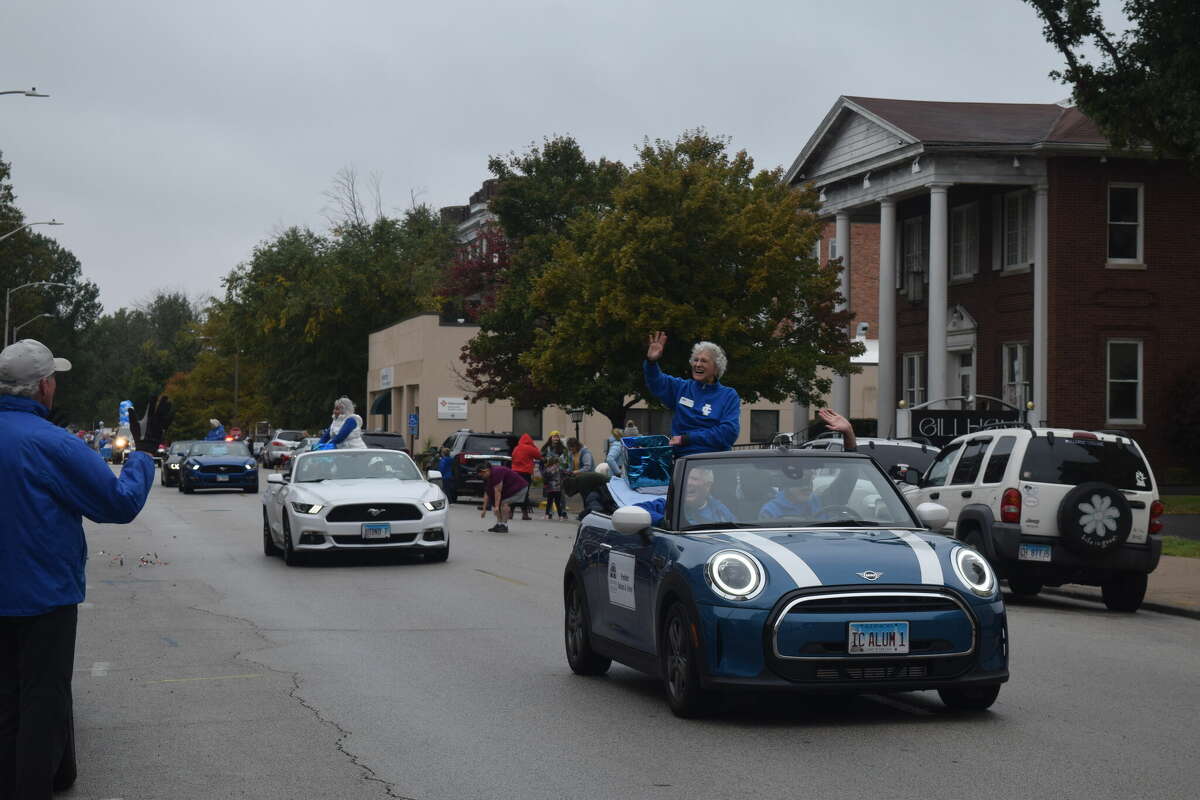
[316,396,366,450]
[643,331,740,456]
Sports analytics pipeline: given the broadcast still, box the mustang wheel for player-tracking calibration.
[938,684,1001,712]
[661,602,714,718]
[262,509,280,557]
[282,513,302,566]
[564,580,610,676]
[1101,571,1147,612]
[426,544,449,563]
[181,477,194,494]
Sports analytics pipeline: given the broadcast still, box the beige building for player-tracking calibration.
[365,313,879,452]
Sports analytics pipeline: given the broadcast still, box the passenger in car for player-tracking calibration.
[759,409,857,521]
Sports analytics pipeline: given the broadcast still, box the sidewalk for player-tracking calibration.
[1042,555,1200,619]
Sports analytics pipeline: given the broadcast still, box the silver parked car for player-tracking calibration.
[263,429,307,467]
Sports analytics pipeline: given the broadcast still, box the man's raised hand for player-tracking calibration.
[647,331,667,362]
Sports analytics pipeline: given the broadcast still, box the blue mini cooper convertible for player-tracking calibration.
[563,449,1009,717]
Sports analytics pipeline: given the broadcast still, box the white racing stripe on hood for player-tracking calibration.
[723,531,822,588]
[893,531,943,585]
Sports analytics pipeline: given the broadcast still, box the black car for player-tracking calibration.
[441,430,513,497]
[160,440,198,487]
[361,430,412,454]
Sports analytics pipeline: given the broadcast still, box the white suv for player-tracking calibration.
[907,425,1164,612]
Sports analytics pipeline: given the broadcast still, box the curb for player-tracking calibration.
[1041,587,1200,621]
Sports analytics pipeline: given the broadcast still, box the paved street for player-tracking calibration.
[72,470,1200,800]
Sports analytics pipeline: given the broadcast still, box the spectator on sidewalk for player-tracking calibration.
[605,421,640,476]
[436,447,457,504]
[541,432,570,520]
[510,433,541,521]
[0,339,155,798]
[478,463,529,533]
[567,437,594,475]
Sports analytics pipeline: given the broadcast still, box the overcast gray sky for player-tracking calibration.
[2,0,1119,312]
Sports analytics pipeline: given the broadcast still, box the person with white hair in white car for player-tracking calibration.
[316,396,366,449]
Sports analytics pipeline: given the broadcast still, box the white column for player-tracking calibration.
[832,211,851,417]
[1033,184,1049,424]
[877,198,897,436]
[927,185,950,409]
[791,402,809,439]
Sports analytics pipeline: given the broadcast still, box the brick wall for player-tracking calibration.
[820,220,880,335]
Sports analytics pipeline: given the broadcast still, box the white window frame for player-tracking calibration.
[1106,339,1143,424]
[828,238,839,262]
[950,203,979,280]
[1000,190,1033,271]
[902,216,926,302]
[902,352,926,407]
[1002,342,1031,409]
[1107,183,1144,266]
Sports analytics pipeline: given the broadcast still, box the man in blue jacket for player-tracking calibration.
[0,339,154,799]
[643,331,740,457]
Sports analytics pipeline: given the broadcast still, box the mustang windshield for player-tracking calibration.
[295,451,422,482]
[189,442,251,458]
[679,455,918,529]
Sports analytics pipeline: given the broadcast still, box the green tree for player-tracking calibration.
[1025,0,1200,168]
[521,131,859,427]
[458,136,627,408]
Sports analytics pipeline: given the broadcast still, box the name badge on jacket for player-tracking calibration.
[679,397,695,408]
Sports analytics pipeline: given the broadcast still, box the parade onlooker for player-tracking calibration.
[540,432,570,520]
[567,437,594,475]
[436,447,457,504]
[510,433,541,521]
[478,463,529,533]
[605,421,640,477]
[643,331,740,456]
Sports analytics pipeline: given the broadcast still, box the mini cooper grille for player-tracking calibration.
[789,595,959,615]
[331,532,419,545]
[326,504,422,522]
[815,664,929,680]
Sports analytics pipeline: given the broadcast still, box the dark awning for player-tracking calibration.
[370,391,392,416]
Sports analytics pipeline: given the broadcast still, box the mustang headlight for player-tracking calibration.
[244,461,256,470]
[422,499,446,511]
[113,437,127,448]
[705,549,766,601]
[290,502,323,515]
[952,546,997,597]
[190,463,200,471]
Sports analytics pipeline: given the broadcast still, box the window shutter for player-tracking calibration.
[921,215,930,283]
[991,196,1003,270]
[1022,190,1035,265]
[895,221,903,291]
[967,203,979,275]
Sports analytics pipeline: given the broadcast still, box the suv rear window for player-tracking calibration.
[276,430,305,441]
[1019,436,1152,491]
[463,435,511,453]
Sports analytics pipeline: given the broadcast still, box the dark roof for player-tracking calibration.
[845,96,1108,147]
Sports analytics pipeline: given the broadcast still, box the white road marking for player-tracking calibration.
[91,662,111,677]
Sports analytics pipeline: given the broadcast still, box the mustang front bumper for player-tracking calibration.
[290,509,449,552]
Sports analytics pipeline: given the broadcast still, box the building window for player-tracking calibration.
[1002,343,1031,409]
[812,238,821,261]
[1108,183,1143,263]
[950,203,979,279]
[902,217,926,302]
[902,353,925,407]
[626,409,674,437]
[828,238,838,262]
[1002,190,1033,269]
[750,410,779,443]
[512,408,543,440]
[1107,339,1143,424]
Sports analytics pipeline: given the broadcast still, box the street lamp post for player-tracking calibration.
[12,312,54,341]
[4,278,69,347]
[568,408,585,444]
[0,88,49,99]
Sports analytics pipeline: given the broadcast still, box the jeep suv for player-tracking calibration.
[441,430,513,497]
[909,426,1164,611]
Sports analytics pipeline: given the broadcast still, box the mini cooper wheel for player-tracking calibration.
[938,684,1001,712]
[1102,571,1147,612]
[564,580,610,676]
[661,602,714,718]
[262,509,280,557]
[282,513,302,566]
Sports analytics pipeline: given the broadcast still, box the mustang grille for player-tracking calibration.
[326,504,422,522]
[198,464,242,474]
[331,532,419,545]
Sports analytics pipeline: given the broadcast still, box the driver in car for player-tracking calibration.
[759,408,857,521]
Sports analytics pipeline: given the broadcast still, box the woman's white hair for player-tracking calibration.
[691,341,728,379]
[0,379,40,399]
[334,396,356,415]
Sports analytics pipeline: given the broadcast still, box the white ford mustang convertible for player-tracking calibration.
[262,448,449,565]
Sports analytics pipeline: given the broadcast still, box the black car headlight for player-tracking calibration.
[423,499,446,511]
[244,462,256,470]
[290,502,324,515]
[951,546,997,597]
[168,463,180,470]
[705,550,766,601]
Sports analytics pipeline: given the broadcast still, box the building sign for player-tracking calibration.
[437,397,468,420]
[408,413,419,435]
[908,410,1020,446]
[378,367,393,390]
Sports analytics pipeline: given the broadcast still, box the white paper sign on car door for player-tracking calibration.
[607,552,636,610]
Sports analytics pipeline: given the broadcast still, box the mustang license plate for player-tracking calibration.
[1018,543,1052,562]
[361,522,391,540]
[848,621,909,655]
[216,475,229,482]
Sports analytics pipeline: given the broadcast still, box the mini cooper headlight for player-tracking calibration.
[423,499,446,511]
[290,502,324,515]
[951,546,997,597]
[705,550,766,601]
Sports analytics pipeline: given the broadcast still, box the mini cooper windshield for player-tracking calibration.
[679,455,919,530]
[294,451,422,482]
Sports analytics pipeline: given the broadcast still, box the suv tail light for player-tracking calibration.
[271,440,285,447]
[1072,431,1099,440]
[1001,488,1021,524]
[1149,499,1165,535]
[457,453,467,465]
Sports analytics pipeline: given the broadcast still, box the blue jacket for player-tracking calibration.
[204,424,226,441]
[759,489,822,520]
[643,360,740,456]
[0,395,155,616]
[437,455,456,486]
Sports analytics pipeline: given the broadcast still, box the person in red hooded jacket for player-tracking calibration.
[509,433,542,521]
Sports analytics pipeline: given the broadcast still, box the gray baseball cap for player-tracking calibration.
[0,339,72,383]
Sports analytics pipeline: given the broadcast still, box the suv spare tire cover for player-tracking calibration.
[1056,482,1132,555]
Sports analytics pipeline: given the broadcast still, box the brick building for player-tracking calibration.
[787,96,1200,477]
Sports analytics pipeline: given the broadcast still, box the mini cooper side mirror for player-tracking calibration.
[612,505,652,535]
[426,469,442,482]
[267,473,285,485]
[915,502,949,531]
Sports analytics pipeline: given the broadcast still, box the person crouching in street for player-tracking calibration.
[478,462,529,533]
[0,339,155,799]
